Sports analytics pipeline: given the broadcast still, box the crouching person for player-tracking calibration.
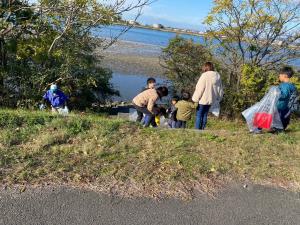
[132,86,168,127]
[41,84,68,113]
[175,91,198,128]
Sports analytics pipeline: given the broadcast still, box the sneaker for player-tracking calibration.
[252,128,262,134]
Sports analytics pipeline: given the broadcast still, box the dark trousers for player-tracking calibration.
[175,120,187,128]
[278,108,290,130]
[137,110,144,122]
[133,104,156,127]
[195,104,211,130]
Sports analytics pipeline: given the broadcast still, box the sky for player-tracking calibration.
[124,0,214,31]
[28,0,214,31]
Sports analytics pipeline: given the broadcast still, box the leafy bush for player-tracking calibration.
[160,36,222,92]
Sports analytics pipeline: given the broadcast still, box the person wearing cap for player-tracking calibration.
[40,84,68,113]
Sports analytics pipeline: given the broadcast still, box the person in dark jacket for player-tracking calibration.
[276,66,297,130]
[167,96,179,128]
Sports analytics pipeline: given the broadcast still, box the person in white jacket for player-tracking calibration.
[192,62,224,130]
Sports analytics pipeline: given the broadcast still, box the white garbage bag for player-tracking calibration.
[58,106,69,116]
[242,86,283,132]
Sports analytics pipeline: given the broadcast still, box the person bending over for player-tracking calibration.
[132,86,168,127]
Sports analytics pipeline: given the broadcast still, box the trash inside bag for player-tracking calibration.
[58,106,69,116]
[210,101,221,117]
[159,116,169,128]
[129,109,138,122]
[242,86,283,131]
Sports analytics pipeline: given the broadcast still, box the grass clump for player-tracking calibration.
[0,109,299,199]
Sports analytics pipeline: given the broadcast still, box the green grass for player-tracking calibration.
[0,109,299,199]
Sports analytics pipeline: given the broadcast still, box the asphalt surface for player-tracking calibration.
[0,184,299,225]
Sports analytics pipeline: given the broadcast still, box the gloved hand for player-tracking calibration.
[39,104,46,110]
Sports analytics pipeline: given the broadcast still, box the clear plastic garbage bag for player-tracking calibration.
[58,106,69,117]
[242,86,283,131]
[210,101,221,117]
[159,116,169,128]
[129,108,138,122]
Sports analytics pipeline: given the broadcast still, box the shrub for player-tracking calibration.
[160,36,222,92]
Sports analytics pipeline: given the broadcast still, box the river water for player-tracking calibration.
[93,25,205,47]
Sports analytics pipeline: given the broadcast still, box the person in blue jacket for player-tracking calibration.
[277,66,297,130]
[41,84,68,113]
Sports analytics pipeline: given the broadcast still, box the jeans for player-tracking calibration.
[168,120,177,128]
[195,104,211,130]
[176,120,187,128]
[133,104,156,127]
[278,108,290,130]
[143,114,158,127]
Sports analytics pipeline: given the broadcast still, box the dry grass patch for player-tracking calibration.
[0,109,299,199]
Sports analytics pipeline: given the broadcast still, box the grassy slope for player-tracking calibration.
[0,109,299,198]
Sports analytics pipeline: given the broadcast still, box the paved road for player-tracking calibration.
[0,184,299,225]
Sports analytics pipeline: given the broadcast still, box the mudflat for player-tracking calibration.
[98,40,165,76]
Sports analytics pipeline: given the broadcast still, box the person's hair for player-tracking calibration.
[156,86,169,98]
[159,107,167,116]
[172,95,180,102]
[202,62,215,72]
[280,66,294,78]
[181,91,191,101]
[147,77,156,85]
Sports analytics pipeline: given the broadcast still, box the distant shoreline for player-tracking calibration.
[113,22,206,37]
[113,23,300,51]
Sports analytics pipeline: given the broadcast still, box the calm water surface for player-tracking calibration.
[93,25,206,47]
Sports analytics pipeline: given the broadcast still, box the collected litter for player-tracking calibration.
[57,106,69,116]
[242,86,283,132]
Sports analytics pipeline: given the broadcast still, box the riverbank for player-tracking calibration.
[1,109,299,199]
[97,40,165,76]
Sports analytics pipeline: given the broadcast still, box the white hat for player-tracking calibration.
[50,84,58,91]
